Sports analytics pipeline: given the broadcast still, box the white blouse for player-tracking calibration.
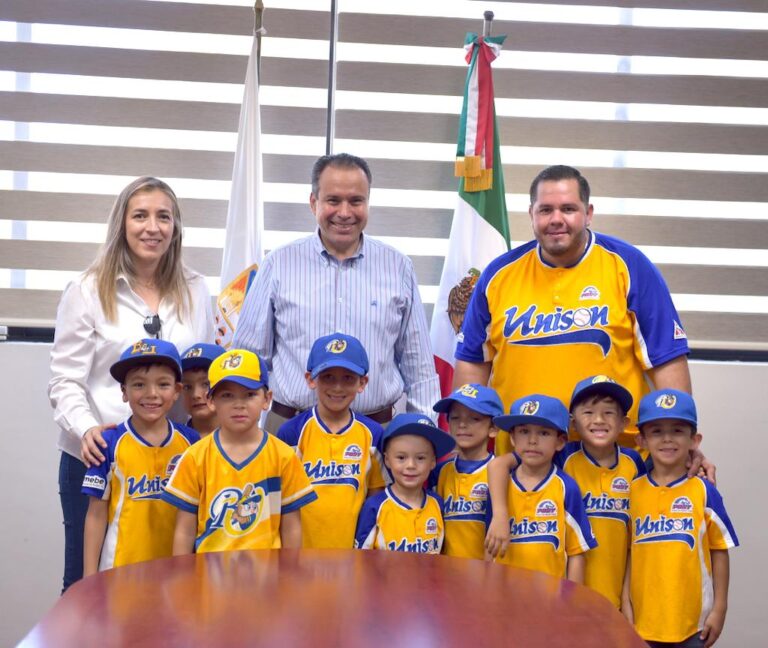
[48,270,214,458]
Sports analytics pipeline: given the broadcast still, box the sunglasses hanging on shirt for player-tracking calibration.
[143,314,162,339]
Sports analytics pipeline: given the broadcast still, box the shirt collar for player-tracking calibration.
[313,229,366,264]
[537,229,594,269]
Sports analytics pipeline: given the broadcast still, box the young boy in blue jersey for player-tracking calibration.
[485,394,596,581]
[355,413,455,553]
[430,383,503,559]
[164,349,317,554]
[180,343,225,438]
[276,333,389,548]
[624,390,738,648]
[486,375,645,607]
[82,339,199,575]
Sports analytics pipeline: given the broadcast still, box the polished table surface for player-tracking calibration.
[21,549,646,647]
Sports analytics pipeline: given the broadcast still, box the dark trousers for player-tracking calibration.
[58,451,88,593]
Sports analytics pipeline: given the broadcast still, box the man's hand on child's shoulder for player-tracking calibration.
[687,448,716,485]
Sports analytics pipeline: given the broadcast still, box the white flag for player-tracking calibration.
[216,33,264,347]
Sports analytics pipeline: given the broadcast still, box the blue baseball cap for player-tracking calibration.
[181,343,226,372]
[307,333,369,378]
[110,338,182,383]
[493,394,570,434]
[383,413,456,458]
[569,375,633,414]
[637,389,698,430]
[433,383,504,417]
[209,349,269,393]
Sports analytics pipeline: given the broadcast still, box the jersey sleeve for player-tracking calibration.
[556,442,580,469]
[601,234,689,368]
[354,493,383,550]
[279,443,318,513]
[173,421,201,446]
[162,446,201,514]
[620,446,647,477]
[81,427,118,498]
[275,411,309,450]
[561,472,598,556]
[702,478,739,550]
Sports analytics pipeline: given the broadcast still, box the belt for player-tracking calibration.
[271,400,393,424]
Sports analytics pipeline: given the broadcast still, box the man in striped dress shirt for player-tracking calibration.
[233,153,440,433]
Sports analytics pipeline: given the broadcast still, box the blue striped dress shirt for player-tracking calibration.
[232,231,440,417]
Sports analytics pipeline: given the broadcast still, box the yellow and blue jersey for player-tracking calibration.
[430,454,493,559]
[277,407,389,549]
[559,441,646,607]
[488,464,597,578]
[162,429,317,553]
[629,474,738,643]
[456,230,689,451]
[354,486,445,553]
[81,418,199,570]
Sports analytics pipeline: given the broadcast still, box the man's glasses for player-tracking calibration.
[143,314,162,339]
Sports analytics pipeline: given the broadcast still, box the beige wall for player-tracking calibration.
[1,343,765,646]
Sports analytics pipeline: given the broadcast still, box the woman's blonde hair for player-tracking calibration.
[86,176,192,322]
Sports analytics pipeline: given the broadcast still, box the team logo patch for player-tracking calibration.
[655,393,677,409]
[419,417,435,427]
[343,444,363,460]
[470,483,488,498]
[425,518,438,534]
[458,384,479,399]
[166,453,182,477]
[131,341,157,356]
[673,319,687,340]
[536,499,558,517]
[207,482,266,535]
[591,375,615,385]
[83,474,106,490]
[184,347,203,359]
[611,477,630,493]
[520,400,540,416]
[671,496,693,513]
[326,339,347,353]
[579,285,600,300]
[221,353,243,370]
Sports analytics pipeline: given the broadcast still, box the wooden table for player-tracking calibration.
[20,550,646,647]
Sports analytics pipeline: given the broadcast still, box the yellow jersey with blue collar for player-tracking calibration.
[431,453,493,559]
[354,486,445,553]
[559,441,646,607]
[629,474,738,643]
[456,230,689,452]
[162,429,317,553]
[277,407,389,548]
[81,418,199,570]
[488,464,597,578]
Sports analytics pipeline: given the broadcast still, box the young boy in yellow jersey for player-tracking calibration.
[485,394,596,581]
[625,390,738,647]
[429,383,503,559]
[163,349,317,554]
[355,414,455,553]
[276,333,389,548]
[487,375,645,606]
[82,339,199,574]
[180,343,225,438]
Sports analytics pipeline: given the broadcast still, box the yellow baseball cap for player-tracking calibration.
[208,349,269,393]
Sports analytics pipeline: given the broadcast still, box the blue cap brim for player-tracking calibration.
[433,394,501,417]
[310,359,367,379]
[570,383,633,414]
[181,358,213,372]
[638,413,698,430]
[493,414,568,434]
[110,356,181,383]
[384,423,456,458]
[210,376,267,394]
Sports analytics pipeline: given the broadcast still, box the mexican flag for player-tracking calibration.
[430,33,511,400]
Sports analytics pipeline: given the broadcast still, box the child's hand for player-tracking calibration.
[484,516,510,559]
[700,606,726,647]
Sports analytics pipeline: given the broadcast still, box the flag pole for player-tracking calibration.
[254,1,264,76]
[483,10,494,37]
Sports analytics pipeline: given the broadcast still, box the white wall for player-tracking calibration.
[1,343,765,646]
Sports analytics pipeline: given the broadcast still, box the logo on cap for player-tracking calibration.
[131,341,157,356]
[520,400,540,415]
[419,417,434,426]
[655,393,677,409]
[458,384,479,398]
[221,353,244,370]
[591,375,614,384]
[184,347,203,359]
[326,339,347,354]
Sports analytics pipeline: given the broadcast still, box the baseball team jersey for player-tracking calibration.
[277,408,389,549]
[162,429,317,553]
[488,464,597,578]
[629,474,739,643]
[81,418,199,570]
[559,442,646,607]
[456,230,689,452]
[354,486,445,553]
[430,454,493,559]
